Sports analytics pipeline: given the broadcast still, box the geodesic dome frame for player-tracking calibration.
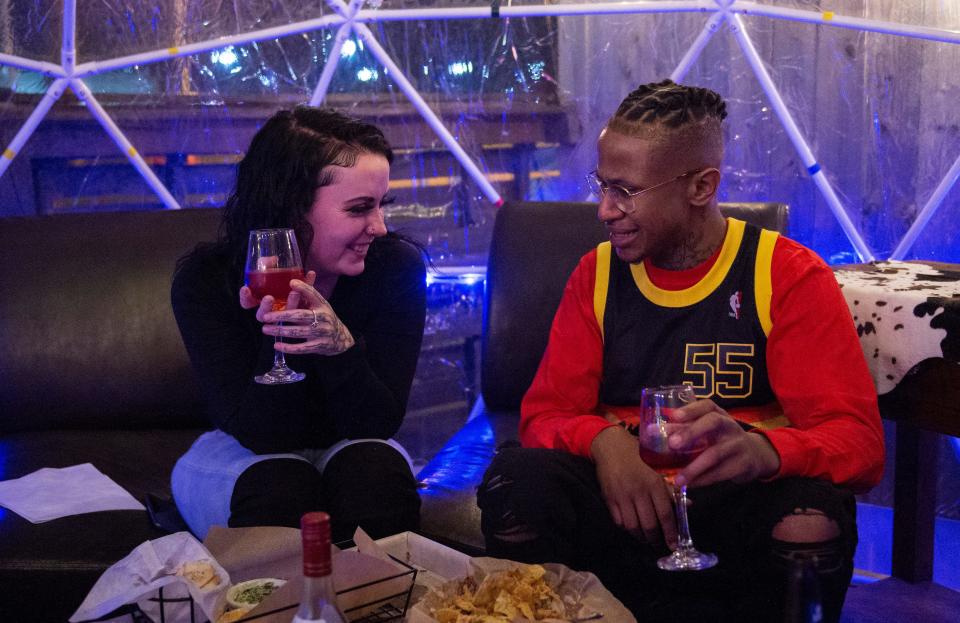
[1,0,958,262]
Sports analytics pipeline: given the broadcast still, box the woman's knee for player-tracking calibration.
[322,442,420,539]
[323,442,417,494]
[229,458,322,528]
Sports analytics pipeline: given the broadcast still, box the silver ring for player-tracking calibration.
[311,309,321,329]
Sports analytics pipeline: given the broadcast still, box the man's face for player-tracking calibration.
[595,128,693,265]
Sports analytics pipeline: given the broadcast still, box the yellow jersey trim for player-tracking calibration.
[594,242,612,342]
[755,228,779,337]
[629,218,746,307]
[744,414,790,430]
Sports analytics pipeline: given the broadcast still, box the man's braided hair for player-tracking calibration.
[611,79,727,129]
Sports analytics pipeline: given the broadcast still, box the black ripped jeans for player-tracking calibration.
[477,447,857,623]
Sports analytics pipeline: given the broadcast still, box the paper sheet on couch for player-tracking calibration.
[0,463,144,523]
[69,531,229,623]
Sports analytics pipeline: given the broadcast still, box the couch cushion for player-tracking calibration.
[0,428,206,622]
[0,209,220,433]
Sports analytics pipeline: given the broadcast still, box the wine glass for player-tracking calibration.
[638,384,718,571]
[245,229,306,385]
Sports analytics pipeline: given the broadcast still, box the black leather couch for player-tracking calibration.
[418,200,789,553]
[0,202,789,621]
[0,209,220,621]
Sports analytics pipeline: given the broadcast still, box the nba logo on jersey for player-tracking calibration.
[729,290,742,320]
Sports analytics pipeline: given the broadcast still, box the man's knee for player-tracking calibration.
[771,508,841,543]
[478,447,582,547]
[478,451,538,543]
[761,507,853,623]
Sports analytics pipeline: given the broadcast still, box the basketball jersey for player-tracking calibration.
[594,218,784,428]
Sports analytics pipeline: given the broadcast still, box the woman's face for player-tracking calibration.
[305,152,390,282]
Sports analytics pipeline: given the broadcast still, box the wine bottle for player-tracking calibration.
[292,512,348,623]
[783,556,823,623]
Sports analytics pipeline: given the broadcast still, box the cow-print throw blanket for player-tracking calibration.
[833,260,960,395]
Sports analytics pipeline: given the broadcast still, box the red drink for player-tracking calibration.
[638,444,704,479]
[637,403,706,480]
[246,267,304,309]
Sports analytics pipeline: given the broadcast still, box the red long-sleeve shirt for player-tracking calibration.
[520,232,884,492]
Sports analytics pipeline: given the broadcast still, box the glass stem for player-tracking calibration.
[273,322,288,371]
[675,484,695,550]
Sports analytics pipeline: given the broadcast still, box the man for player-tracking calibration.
[477,80,883,622]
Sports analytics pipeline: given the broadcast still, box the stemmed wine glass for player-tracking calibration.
[245,229,306,385]
[638,384,718,571]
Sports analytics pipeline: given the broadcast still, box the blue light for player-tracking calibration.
[447,61,474,77]
[356,67,378,82]
[425,271,486,287]
[340,39,357,58]
[417,412,495,496]
[527,60,545,81]
[212,47,238,67]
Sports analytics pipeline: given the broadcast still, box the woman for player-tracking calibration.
[171,106,426,542]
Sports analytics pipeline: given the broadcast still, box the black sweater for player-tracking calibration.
[171,236,426,454]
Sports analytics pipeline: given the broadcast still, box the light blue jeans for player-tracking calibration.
[171,429,412,539]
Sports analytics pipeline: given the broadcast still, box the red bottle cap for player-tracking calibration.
[301,511,332,577]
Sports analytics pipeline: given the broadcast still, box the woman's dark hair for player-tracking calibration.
[219,106,394,268]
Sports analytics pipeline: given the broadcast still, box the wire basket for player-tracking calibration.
[134,552,419,623]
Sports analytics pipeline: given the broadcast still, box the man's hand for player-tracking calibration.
[667,399,781,488]
[591,426,678,548]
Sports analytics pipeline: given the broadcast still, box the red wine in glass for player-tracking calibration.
[637,442,705,480]
[245,229,306,384]
[638,405,709,481]
[638,384,718,571]
[246,267,305,311]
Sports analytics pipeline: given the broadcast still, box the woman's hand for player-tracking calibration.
[239,268,317,312]
[259,279,356,356]
[667,398,781,489]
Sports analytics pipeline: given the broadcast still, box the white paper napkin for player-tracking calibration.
[0,463,144,523]
[69,532,229,623]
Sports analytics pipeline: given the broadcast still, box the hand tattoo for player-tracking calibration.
[330,317,355,353]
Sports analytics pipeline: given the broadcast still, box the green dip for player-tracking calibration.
[234,581,278,605]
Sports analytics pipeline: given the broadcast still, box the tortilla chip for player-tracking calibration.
[178,560,220,589]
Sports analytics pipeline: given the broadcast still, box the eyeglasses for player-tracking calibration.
[585,169,704,215]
